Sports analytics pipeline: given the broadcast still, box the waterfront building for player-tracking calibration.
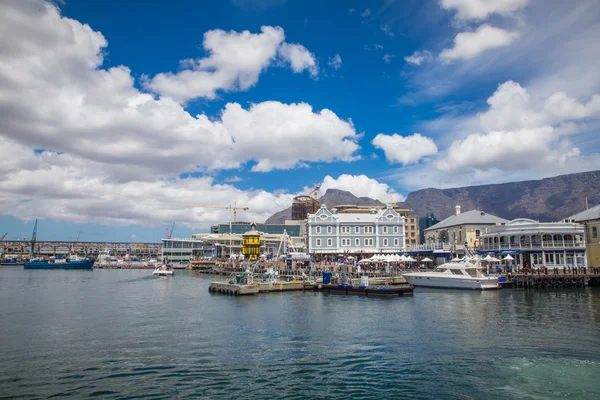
[419,213,440,244]
[423,205,508,251]
[478,218,587,268]
[335,205,419,246]
[210,222,300,237]
[162,231,304,262]
[241,223,261,260]
[568,204,600,267]
[307,204,405,256]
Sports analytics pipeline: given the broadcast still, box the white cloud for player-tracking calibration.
[374,44,384,50]
[372,133,439,165]
[381,24,394,38]
[440,0,529,20]
[0,138,296,227]
[383,54,396,63]
[328,54,343,69]
[361,8,371,17]
[319,175,405,203]
[404,50,432,65]
[0,1,358,177]
[349,8,355,14]
[146,25,318,103]
[224,176,243,183]
[440,24,519,62]
[278,42,319,77]
[437,80,600,172]
[131,234,137,238]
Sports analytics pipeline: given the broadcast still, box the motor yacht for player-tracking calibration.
[403,260,499,290]
[152,264,174,277]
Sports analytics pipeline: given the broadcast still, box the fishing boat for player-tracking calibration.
[24,254,94,270]
[152,264,174,276]
[403,259,499,290]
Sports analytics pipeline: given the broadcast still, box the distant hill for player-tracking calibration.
[265,189,384,224]
[398,170,600,221]
[264,170,600,223]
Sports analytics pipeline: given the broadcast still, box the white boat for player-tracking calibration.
[152,265,174,277]
[403,260,499,290]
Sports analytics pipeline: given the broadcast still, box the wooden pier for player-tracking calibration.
[508,268,600,289]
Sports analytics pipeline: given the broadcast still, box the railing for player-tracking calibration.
[408,243,452,251]
[478,240,585,250]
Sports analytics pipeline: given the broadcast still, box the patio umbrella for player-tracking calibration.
[399,254,407,262]
[503,254,514,261]
[484,255,501,262]
[405,256,416,262]
[392,254,401,262]
[421,257,432,262]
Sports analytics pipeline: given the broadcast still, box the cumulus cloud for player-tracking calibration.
[319,175,405,203]
[0,1,358,178]
[437,80,600,172]
[404,50,432,66]
[440,25,519,62]
[278,42,319,77]
[328,54,343,69]
[0,1,358,226]
[361,8,371,17]
[146,25,319,103]
[440,0,529,20]
[372,133,438,165]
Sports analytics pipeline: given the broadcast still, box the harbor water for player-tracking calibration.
[1,267,600,399]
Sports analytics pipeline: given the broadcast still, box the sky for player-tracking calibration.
[1,0,599,242]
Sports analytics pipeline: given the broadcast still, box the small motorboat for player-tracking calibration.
[152,264,174,276]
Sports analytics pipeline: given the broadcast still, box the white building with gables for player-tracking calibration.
[307,204,406,256]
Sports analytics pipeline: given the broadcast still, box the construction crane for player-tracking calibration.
[180,201,249,223]
[166,223,175,239]
[30,219,38,257]
[306,184,320,200]
[0,232,7,242]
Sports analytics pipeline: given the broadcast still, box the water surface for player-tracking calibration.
[1,267,599,399]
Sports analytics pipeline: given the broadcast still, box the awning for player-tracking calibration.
[499,250,520,255]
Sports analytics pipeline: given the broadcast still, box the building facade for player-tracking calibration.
[307,204,405,256]
[478,218,587,268]
[423,206,508,251]
[335,205,419,246]
[569,205,600,267]
[211,222,300,237]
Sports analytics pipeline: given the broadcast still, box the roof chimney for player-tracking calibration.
[455,205,461,215]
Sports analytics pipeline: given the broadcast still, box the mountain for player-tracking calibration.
[265,170,600,223]
[397,170,600,221]
[265,189,384,224]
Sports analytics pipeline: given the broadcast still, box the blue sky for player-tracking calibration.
[0,0,599,242]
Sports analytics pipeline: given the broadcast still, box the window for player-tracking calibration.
[475,229,481,238]
[382,226,388,234]
[327,226,333,234]
[393,226,399,234]
[355,238,360,246]
[327,238,332,247]
[341,238,350,247]
[316,239,321,247]
[394,238,399,246]
[383,238,388,246]
[364,238,374,246]
[411,232,415,237]
[459,230,462,242]
[593,226,598,239]
[355,226,360,234]
[316,226,321,234]
[365,226,374,234]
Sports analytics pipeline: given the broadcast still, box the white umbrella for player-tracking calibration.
[392,254,401,262]
[405,256,416,262]
[503,254,514,261]
[484,255,501,262]
[399,254,407,262]
[384,254,394,262]
[421,257,432,262]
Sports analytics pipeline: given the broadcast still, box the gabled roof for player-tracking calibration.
[568,204,600,222]
[424,210,508,231]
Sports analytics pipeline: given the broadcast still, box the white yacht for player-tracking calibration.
[403,260,499,290]
[152,265,174,277]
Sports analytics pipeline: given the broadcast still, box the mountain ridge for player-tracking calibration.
[264,170,600,223]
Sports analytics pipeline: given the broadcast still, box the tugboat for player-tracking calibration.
[24,254,94,270]
[152,264,174,276]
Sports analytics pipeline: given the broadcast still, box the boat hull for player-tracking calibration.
[403,274,499,290]
[152,270,174,276]
[24,260,95,270]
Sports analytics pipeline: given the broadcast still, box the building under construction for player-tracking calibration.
[292,195,320,220]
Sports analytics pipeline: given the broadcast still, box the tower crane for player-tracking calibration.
[179,201,249,223]
[0,232,7,242]
[306,185,320,200]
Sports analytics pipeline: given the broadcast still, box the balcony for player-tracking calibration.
[478,240,585,251]
[408,243,452,252]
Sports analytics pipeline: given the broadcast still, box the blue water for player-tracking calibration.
[1,267,599,399]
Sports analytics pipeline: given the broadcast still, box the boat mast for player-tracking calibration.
[30,219,38,258]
